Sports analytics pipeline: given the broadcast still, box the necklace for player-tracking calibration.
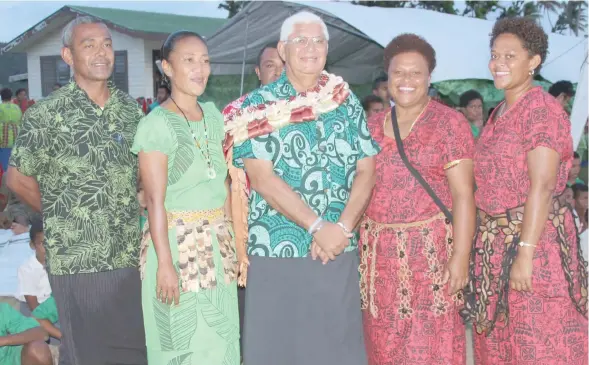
[496,103,507,118]
[169,97,216,179]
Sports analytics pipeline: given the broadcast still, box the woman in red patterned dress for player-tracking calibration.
[360,34,476,365]
[467,17,588,365]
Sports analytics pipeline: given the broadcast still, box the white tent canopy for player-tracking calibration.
[570,45,588,148]
[207,0,587,84]
[303,1,587,83]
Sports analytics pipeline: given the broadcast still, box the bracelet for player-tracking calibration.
[308,217,324,235]
[336,222,351,235]
[518,241,537,248]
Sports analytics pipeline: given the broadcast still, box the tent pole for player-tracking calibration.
[239,12,250,96]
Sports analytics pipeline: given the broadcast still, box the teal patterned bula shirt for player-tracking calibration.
[232,72,381,258]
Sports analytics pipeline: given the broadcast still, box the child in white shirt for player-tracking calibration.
[16,220,61,340]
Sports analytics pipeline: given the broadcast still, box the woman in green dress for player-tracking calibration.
[131,31,240,365]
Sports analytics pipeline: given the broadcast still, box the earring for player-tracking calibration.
[529,69,535,76]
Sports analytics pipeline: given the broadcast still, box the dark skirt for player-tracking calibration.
[243,251,367,365]
[49,268,147,365]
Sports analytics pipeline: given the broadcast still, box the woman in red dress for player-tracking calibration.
[360,34,476,365]
[467,17,588,364]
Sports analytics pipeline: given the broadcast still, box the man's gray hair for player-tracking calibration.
[61,16,107,47]
[280,11,329,41]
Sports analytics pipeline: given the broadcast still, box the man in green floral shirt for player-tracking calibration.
[6,17,146,365]
[228,11,379,365]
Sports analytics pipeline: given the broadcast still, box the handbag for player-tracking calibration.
[390,107,453,223]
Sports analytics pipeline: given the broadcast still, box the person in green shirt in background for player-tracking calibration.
[459,89,484,139]
[0,88,23,172]
[0,303,52,365]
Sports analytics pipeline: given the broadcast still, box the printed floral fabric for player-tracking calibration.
[232,72,380,258]
[10,81,143,275]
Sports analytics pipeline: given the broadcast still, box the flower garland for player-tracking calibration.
[224,71,350,147]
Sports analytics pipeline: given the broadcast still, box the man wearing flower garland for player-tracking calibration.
[225,11,380,365]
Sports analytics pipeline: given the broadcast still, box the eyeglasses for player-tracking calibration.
[284,36,327,48]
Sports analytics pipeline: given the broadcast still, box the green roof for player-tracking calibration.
[68,5,227,37]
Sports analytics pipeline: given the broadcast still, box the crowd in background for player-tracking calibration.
[0,9,587,365]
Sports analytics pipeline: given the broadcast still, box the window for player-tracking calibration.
[111,51,128,93]
[40,56,70,97]
[40,51,128,96]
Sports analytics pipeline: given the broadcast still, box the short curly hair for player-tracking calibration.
[383,33,436,73]
[459,89,483,108]
[490,17,549,73]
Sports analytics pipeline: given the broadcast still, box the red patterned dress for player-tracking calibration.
[470,87,588,365]
[360,100,474,365]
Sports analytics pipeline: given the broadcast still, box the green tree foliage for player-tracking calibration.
[461,1,501,19]
[352,0,587,36]
[218,1,249,18]
[551,1,588,36]
[352,1,456,14]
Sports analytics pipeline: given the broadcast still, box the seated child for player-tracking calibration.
[0,303,53,365]
[17,220,61,340]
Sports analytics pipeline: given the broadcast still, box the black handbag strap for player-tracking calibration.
[390,107,454,223]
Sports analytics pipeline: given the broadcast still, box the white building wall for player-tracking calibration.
[26,29,63,101]
[26,28,149,100]
[144,39,162,99]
